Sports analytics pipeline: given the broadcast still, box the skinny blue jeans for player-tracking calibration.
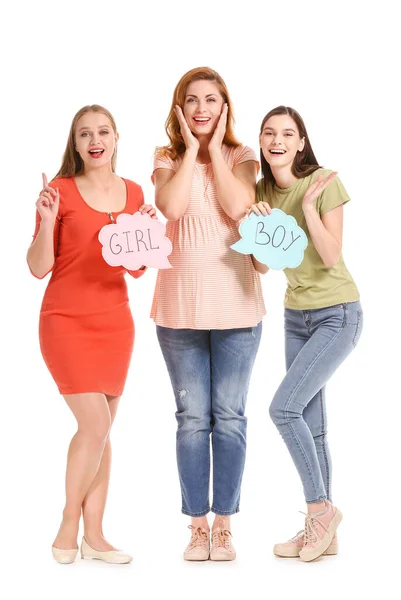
[157,323,262,517]
[269,301,363,504]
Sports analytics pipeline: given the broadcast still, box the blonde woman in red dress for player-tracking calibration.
[27,105,155,564]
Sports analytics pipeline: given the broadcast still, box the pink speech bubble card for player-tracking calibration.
[98,212,172,269]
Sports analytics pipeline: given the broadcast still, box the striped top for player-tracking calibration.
[150,144,266,329]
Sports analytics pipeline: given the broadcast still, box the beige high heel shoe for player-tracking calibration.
[80,537,132,564]
[51,546,79,564]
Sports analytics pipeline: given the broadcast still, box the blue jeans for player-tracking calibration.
[269,301,363,504]
[156,323,262,516]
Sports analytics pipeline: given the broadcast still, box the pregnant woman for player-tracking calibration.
[152,67,265,561]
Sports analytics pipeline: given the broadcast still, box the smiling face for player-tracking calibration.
[260,114,305,171]
[75,111,118,171]
[183,80,225,137]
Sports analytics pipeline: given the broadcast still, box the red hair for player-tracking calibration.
[157,67,240,160]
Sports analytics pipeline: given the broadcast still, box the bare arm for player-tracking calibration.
[208,105,257,220]
[302,172,343,268]
[155,105,200,221]
[27,221,57,278]
[27,174,60,278]
[210,152,257,220]
[303,204,343,268]
[154,148,197,221]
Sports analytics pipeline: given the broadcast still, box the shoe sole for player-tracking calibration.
[184,550,210,561]
[274,542,338,558]
[210,552,236,561]
[81,554,132,564]
[299,510,343,562]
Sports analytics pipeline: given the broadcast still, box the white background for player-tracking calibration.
[1,0,399,598]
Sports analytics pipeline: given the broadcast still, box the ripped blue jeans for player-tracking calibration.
[156,323,262,517]
[270,301,363,504]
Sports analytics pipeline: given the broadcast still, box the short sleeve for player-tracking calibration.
[316,171,350,216]
[151,153,177,184]
[233,145,260,172]
[256,179,266,203]
[29,180,63,279]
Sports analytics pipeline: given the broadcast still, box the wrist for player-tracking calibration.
[209,145,223,159]
[302,202,316,215]
[40,218,57,230]
[184,147,198,159]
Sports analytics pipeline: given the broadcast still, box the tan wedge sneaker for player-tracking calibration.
[274,530,338,558]
[299,501,342,562]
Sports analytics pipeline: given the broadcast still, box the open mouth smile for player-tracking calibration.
[269,149,286,155]
[89,149,105,159]
[193,117,211,126]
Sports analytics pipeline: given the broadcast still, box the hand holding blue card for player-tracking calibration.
[231,209,308,270]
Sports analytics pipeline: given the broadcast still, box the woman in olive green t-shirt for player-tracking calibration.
[249,106,363,562]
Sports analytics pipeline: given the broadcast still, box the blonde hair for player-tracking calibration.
[157,67,240,160]
[54,104,118,178]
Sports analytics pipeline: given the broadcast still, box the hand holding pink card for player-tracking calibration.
[98,212,172,269]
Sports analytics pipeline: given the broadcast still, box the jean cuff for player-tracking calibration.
[211,506,240,516]
[305,496,327,504]
[181,506,210,517]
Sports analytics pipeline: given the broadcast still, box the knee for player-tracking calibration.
[79,417,111,446]
[269,401,280,425]
[269,394,301,427]
[213,406,247,435]
[269,389,286,425]
[312,432,327,448]
[176,407,210,434]
[175,389,211,433]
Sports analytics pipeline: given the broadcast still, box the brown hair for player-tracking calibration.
[54,104,118,178]
[259,106,321,188]
[157,67,241,160]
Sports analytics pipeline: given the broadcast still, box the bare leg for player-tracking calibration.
[212,515,231,531]
[82,395,120,551]
[307,501,326,514]
[52,393,111,550]
[191,516,210,532]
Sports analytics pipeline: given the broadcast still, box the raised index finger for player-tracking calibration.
[42,171,57,196]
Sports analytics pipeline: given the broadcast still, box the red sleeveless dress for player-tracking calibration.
[30,177,146,396]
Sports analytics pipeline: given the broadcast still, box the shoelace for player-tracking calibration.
[301,513,329,545]
[212,529,232,549]
[188,526,209,549]
[290,530,305,543]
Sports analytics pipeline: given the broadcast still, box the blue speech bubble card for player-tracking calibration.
[231,209,308,270]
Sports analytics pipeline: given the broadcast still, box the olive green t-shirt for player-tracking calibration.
[256,168,359,310]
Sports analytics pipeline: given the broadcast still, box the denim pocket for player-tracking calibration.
[352,310,363,347]
[319,304,346,328]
